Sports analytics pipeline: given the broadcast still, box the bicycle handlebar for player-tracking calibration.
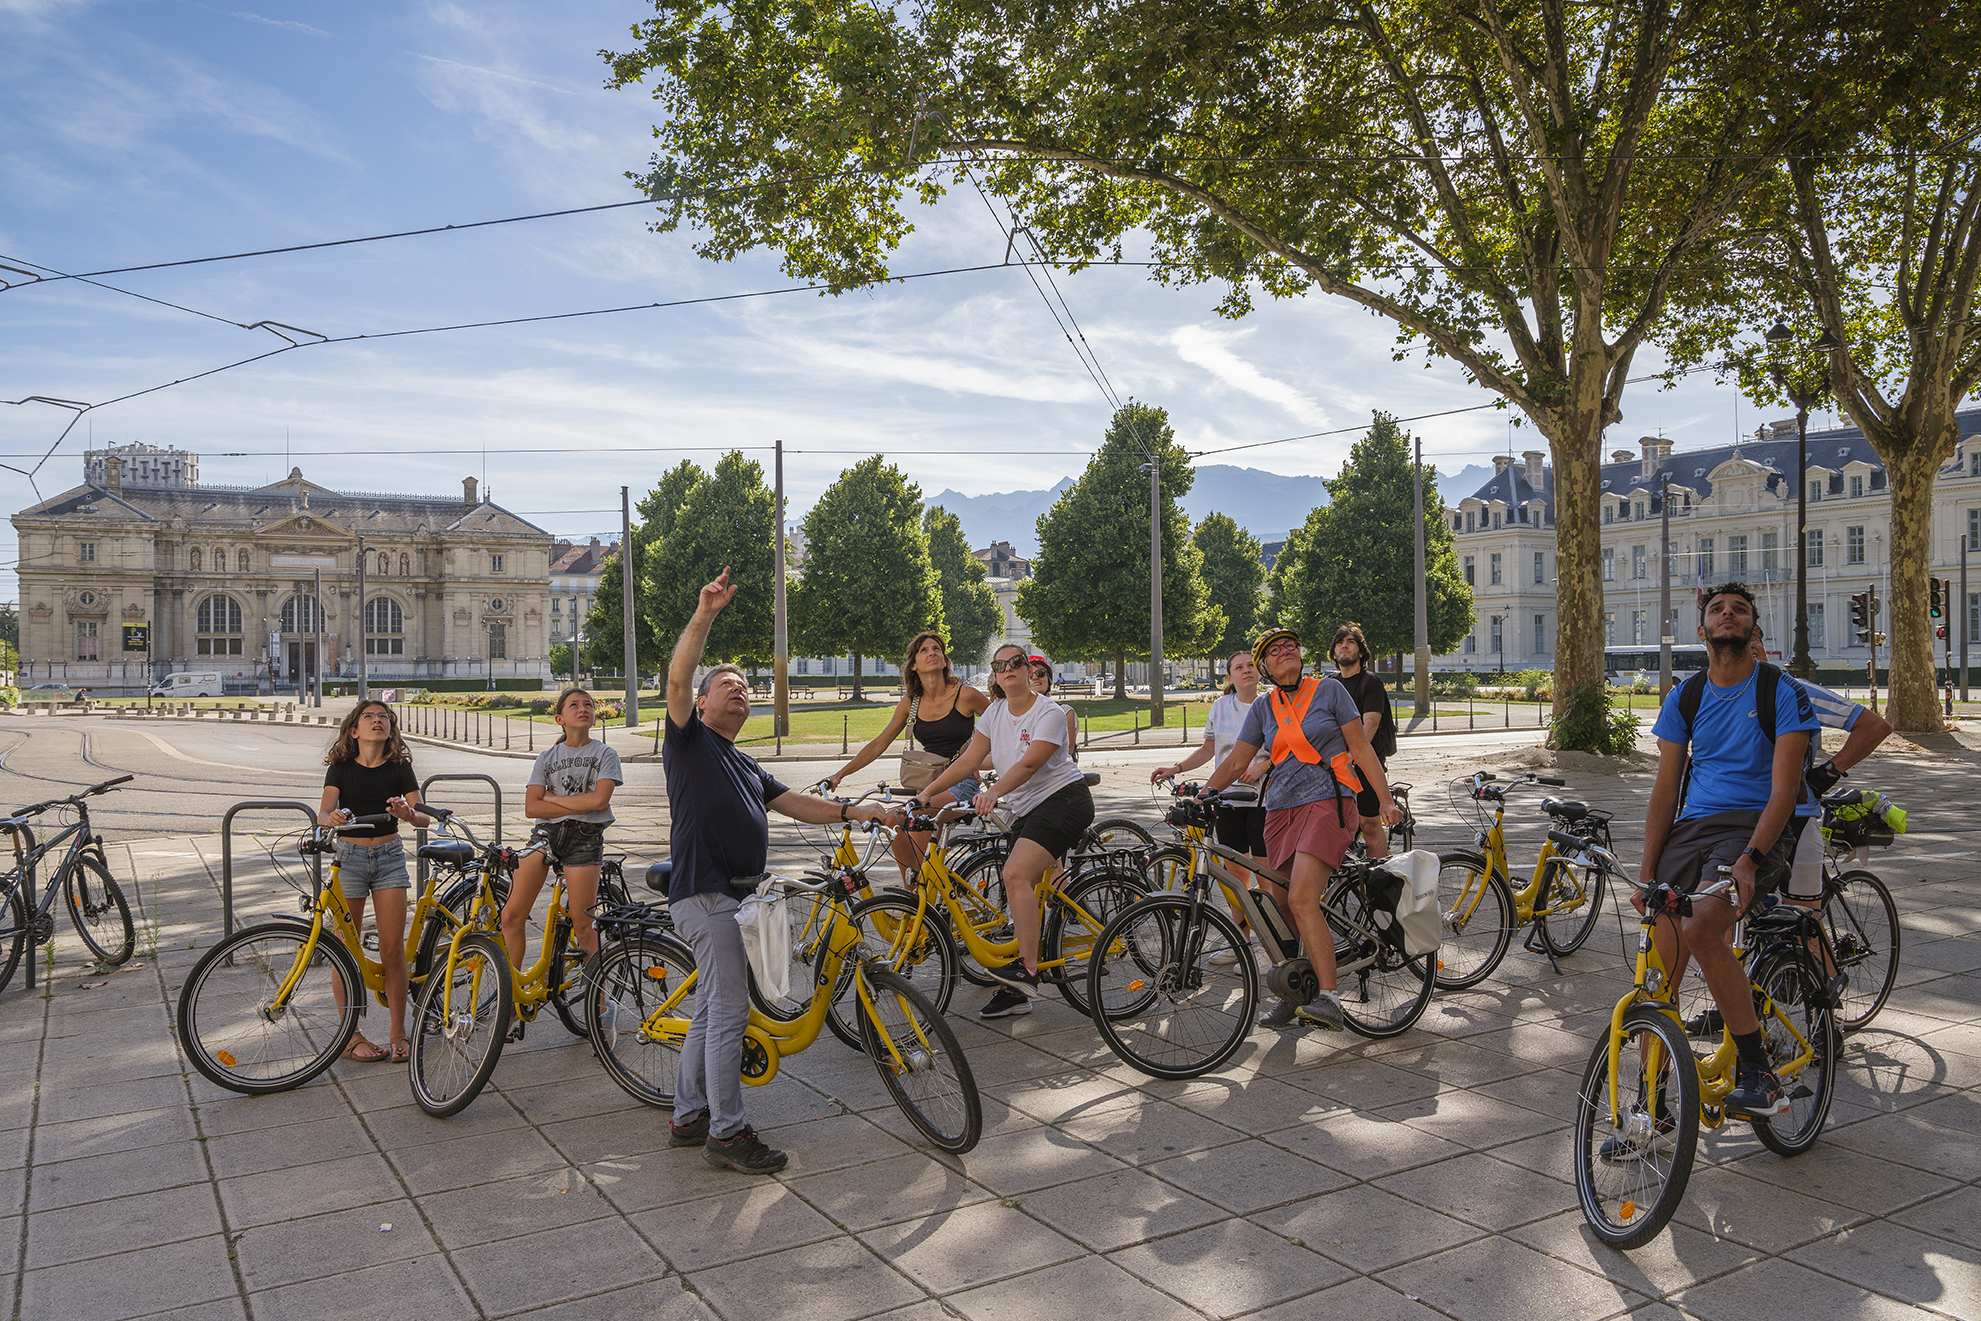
[1547,829,1620,873]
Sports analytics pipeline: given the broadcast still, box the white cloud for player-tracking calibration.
[1167,323,1330,427]
[232,12,328,37]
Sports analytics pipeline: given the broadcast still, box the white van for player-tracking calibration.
[152,672,223,698]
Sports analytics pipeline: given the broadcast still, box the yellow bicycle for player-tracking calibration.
[1567,833,1838,1248]
[587,871,981,1152]
[1434,771,1610,988]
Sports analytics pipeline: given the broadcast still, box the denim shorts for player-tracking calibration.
[337,836,411,899]
[536,820,606,869]
[945,777,982,808]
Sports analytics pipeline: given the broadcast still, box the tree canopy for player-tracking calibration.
[790,457,945,698]
[925,504,1001,667]
[584,460,704,676]
[1268,414,1473,661]
[641,451,778,664]
[1192,512,1265,664]
[1015,403,1222,697]
[601,0,1922,744]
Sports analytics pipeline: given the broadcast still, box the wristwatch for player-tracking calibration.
[1741,845,1768,868]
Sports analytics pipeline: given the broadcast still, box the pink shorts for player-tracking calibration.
[1265,798,1361,873]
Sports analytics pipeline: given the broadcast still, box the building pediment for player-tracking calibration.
[255,512,358,543]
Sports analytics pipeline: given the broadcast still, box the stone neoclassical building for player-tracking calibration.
[13,444,554,694]
[1442,411,1981,671]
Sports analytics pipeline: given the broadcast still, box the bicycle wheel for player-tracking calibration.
[1751,953,1838,1157]
[1325,872,1436,1038]
[548,915,592,1038]
[587,932,697,1108]
[176,922,361,1095]
[0,880,27,995]
[857,966,981,1154]
[1043,867,1150,1016]
[826,893,958,1049]
[409,932,512,1117]
[1141,845,1196,894]
[64,854,134,966]
[1537,855,1608,957]
[1827,870,1899,1031]
[1573,1006,1700,1250]
[1090,895,1258,1080]
[1088,817,1156,853]
[1432,851,1513,990]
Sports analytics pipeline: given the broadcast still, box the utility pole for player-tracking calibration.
[357,535,368,702]
[1659,473,1673,696]
[1148,458,1165,726]
[1962,534,1971,703]
[1413,437,1429,718]
[311,567,323,707]
[774,439,790,738]
[621,487,638,728]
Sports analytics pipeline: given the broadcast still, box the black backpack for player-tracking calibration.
[1373,686,1398,760]
[1670,662,1812,812]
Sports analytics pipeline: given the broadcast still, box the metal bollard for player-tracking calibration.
[505,715,510,750]
[842,714,848,755]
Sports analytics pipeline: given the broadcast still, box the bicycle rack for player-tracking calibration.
[415,773,503,893]
[218,801,322,942]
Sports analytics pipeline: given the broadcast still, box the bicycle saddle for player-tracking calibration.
[645,860,673,893]
[1541,797,1590,820]
[1081,772,1100,787]
[417,840,475,866]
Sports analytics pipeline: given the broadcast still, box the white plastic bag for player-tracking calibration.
[1371,849,1443,958]
[735,879,791,1002]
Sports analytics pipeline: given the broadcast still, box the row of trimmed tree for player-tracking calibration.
[583,403,1475,698]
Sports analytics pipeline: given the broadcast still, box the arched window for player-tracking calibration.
[197,595,244,656]
[189,548,202,571]
[238,549,251,572]
[364,596,404,655]
[280,595,321,634]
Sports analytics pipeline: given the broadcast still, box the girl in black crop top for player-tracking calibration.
[826,631,992,883]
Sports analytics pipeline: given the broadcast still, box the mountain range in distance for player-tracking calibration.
[927,462,1495,557]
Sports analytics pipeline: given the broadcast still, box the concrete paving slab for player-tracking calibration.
[1276,1055,1446,1109]
[1889,1185,1981,1250]
[1056,1097,1246,1163]
[1377,1235,1648,1321]
[122,1298,249,1321]
[18,1232,239,1321]
[782,1150,993,1234]
[950,1126,1130,1197]
[1507,1209,1761,1298]
[1169,1074,1343,1132]
[1786,1217,1981,1319]
[1014,1165,1226,1252]
[22,1180,223,1269]
[1669,1255,1928,1321]
[1828,1108,1980,1181]
[450,1217,668,1314]
[1144,1136,1356,1217]
[632,1180,840,1271]
[36,1071,185,1125]
[493,1277,718,1321]
[231,1197,433,1292]
[1245,1273,1454,1321]
[946,1255,1203,1321]
[859,1197,1085,1294]
[246,1251,478,1321]
[686,1235,926,1321]
[1372,1150,1572,1231]
[202,1111,377,1178]
[217,1151,405,1228]
[759,1111,923,1175]
[187,1083,353,1137]
[1725,1137,1958,1215]
[26,1136,211,1211]
[1268,1107,1471,1180]
[1380,1086,1568,1152]
[420,1167,618,1251]
[365,1095,531,1149]
[385,1128,569,1196]
[1251,1182,1487,1274]
[1669,1165,1864,1253]
[1109,1215,1352,1318]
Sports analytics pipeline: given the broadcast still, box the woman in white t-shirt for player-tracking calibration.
[1154,651,1271,961]
[916,642,1093,1018]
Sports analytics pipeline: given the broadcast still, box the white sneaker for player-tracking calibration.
[1208,946,1240,967]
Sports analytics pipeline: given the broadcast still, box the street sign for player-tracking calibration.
[122,624,149,652]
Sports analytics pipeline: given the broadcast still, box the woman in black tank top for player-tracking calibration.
[827,632,991,883]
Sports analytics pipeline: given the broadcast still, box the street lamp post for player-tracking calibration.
[1765,320,1839,680]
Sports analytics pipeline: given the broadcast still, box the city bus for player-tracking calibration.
[1603,645,1708,685]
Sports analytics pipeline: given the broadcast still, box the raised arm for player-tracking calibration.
[667,567,736,731]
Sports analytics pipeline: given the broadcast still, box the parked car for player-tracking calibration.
[24,683,79,705]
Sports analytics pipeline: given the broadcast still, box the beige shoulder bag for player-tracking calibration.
[897,694,953,792]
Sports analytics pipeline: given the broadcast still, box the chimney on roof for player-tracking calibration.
[1611,450,1634,464]
[463,477,478,507]
[589,537,599,550]
[1640,437,1671,477]
[1522,449,1544,488]
[103,455,123,497]
[1493,455,1512,473]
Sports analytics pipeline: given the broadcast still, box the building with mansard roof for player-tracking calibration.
[1441,413,1981,671]
[12,444,554,694]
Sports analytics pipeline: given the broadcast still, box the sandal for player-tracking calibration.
[341,1033,389,1062]
[391,1038,411,1063]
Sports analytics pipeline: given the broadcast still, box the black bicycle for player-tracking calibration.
[0,775,137,992]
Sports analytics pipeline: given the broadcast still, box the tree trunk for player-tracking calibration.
[1541,404,1609,728]
[1114,649,1127,701]
[851,651,863,703]
[1882,445,1944,732]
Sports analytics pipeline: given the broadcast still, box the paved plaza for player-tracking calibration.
[2,713,1979,1320]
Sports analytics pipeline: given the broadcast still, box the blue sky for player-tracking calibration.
[0,0,1836,601]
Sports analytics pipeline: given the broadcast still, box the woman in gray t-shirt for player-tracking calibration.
[499,690,623,1011]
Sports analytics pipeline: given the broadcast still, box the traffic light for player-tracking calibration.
[1930,578,1946,619]
[1850,592,1871,641]
[1938,624,1949,640]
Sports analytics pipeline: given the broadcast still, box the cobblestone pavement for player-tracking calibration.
[3,715,1979,1320]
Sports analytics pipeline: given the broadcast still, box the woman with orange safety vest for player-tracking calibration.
[1199,626,1401,1031]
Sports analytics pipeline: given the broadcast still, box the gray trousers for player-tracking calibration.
[672,891,750,1139]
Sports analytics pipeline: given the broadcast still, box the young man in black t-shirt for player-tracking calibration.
[663,568,896,1176]
[1329,623,1395,860]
